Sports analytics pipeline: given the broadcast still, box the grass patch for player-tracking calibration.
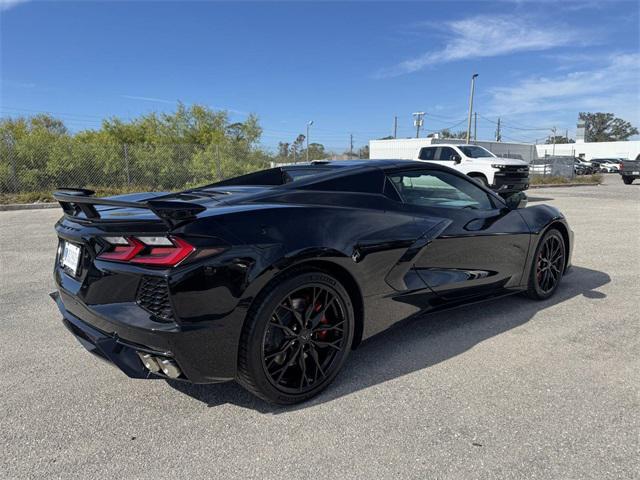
[530,174,603,185]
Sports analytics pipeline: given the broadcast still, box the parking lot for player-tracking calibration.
[1,174,638,480]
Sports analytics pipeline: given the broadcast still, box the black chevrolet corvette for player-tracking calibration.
[52,160,573,404]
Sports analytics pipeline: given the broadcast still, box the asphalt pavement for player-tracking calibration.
[1,174,638,479]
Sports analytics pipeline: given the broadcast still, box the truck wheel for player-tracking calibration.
[622,176,634,185]
[469,174,489,187]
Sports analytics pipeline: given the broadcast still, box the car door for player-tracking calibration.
[387,168,531,302]
[418,146,459,169]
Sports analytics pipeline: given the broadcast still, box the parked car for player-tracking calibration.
[51,160,572,405]
[575,158,597,175]
[620,154,640,184]
[591,158,621,173]
[416,144,530,194]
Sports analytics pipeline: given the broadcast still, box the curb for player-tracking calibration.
[529,182,601,189]
[0,203,59,212]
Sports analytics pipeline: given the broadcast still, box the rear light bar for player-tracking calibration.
[98,236,196,267]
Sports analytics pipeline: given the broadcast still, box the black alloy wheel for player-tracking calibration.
[526,229,565,300]
[237,270,354,405]
[262,284,347,393]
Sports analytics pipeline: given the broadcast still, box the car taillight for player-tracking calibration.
[98,236,198,267]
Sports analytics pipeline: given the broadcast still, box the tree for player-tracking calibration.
[358,145,369,159]
[290,134,305,161]
[277,142,290,160]
[545,135,575,144]
[301,142,327,161]
[579,112,638,142]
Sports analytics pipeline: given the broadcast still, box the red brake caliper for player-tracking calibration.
[314,302,330,340]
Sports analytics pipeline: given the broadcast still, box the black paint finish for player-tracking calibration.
[51,160,573,383]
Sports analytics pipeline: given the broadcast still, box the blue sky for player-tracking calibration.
[1,0,639,151]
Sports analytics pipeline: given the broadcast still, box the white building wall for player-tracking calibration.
[535,141,640,160]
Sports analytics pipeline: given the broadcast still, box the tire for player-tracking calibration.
[470,174,489,187]
[525,228,566,300]
[622,176,634,185]
[237,268,354,405]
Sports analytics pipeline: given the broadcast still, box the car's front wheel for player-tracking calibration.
[237,269,354,405]
[526,229,566,300]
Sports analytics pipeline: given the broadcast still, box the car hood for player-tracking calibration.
[466,157,528,166]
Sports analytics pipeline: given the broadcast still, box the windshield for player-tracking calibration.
[458,146,496,158]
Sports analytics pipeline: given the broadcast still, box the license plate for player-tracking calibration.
[61,242,81,276]
[633,171,639,175]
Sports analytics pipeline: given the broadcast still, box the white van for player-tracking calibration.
[416,144,530,193]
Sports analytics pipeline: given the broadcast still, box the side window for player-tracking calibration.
[418,147,436,160]
[436,147,457,161]
[387,170,495,210]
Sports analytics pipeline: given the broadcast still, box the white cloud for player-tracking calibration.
[378,14,581,77]
[487,53,640,124]
[0,0,30,12]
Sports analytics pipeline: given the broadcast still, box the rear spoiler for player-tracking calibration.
[53,188,206,227]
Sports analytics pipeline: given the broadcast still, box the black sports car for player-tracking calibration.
[51,160,573,404]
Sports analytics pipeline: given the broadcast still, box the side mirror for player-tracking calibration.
[505,191,528,210]
[451,154,461,164]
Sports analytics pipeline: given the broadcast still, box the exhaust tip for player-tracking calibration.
[137,352,161,373]
[158,358,182,379]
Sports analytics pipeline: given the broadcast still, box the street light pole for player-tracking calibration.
[306,120,313,162]
[466,73,479,144]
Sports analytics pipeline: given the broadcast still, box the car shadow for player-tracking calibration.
[167,265,610,413]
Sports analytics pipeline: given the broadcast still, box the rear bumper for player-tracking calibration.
[51,289,237,383]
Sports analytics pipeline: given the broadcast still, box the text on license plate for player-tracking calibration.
[62,242,81,275]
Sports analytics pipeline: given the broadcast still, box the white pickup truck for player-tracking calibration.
[415,144,530,193]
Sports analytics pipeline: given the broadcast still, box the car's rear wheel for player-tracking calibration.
[237,269,354,405]
[526,229,565,300]
[622,176,634,185]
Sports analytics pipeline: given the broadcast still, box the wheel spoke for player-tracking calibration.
[313,339,342,351]
[265,338,296,361]
[309,346,325,381]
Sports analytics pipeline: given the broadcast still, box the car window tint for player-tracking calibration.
[387,170,495,210]
[283,168,330,183]
[418,147,436,160]
[436,147,456,161]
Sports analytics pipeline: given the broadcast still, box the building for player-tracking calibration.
[535,140,640,161]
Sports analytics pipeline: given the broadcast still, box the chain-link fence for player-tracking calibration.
[0,142,272,202]
[529,155,576,180]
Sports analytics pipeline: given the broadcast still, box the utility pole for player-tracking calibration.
[413,112,425,138]
[349,134,353,158]
[551,126,557,156]
[473,112,477,142]
[466,73,479,144]
[306,120,313,162]
[393,116,398,139]
[495,117,502,142]
[565,129,569,143]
